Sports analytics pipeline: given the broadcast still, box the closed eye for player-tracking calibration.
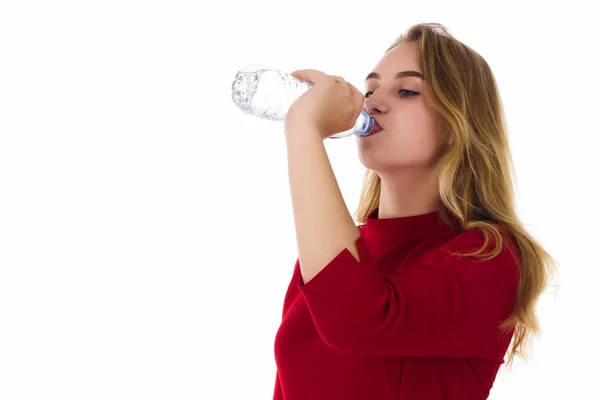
[364,89,420,98]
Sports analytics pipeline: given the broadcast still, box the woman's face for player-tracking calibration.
[357,42,449,173]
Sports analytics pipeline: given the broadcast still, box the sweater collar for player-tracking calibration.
[361,207,459,240]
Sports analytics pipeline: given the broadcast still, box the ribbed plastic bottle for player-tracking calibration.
[231,64,375,139]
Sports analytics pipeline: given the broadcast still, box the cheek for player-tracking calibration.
[398,109,440,147]
[357,106,443,168]
[391,109,442,163]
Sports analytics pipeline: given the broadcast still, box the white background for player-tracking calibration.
[1,0,598,399]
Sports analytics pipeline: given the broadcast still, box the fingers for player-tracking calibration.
[346,82,365,112]
[291,70,363,111]
[329,75,353,98]
[331,76,364,113]
[290,69,329,84]
[346,81,362,97]
[291,70,348,90]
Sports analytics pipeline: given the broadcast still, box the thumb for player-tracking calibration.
[348,82,366,112]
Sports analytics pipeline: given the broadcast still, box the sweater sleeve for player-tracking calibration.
[297,228,520,359]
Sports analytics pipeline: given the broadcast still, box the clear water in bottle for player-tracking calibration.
[231,64,375,139]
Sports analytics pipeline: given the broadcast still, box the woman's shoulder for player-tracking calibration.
[436,223,520,264]
[447,222,514,246]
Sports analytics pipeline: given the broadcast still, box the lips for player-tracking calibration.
[370,121,383,135]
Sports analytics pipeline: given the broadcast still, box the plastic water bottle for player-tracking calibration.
[230,64,375,139]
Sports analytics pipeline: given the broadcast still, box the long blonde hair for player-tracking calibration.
[354,23,557,368]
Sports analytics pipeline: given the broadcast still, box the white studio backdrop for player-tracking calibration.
[1,0,598,399]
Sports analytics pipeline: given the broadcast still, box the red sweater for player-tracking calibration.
[273,208,521,400]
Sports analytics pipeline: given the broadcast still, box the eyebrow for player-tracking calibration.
[365,70,424,81]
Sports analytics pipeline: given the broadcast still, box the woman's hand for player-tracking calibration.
[284,69,365,140]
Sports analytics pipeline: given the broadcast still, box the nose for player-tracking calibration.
[363,90,389,115]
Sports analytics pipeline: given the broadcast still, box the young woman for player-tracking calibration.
[273,22,556,400]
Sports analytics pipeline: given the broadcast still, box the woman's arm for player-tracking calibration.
[284,128,361,284]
